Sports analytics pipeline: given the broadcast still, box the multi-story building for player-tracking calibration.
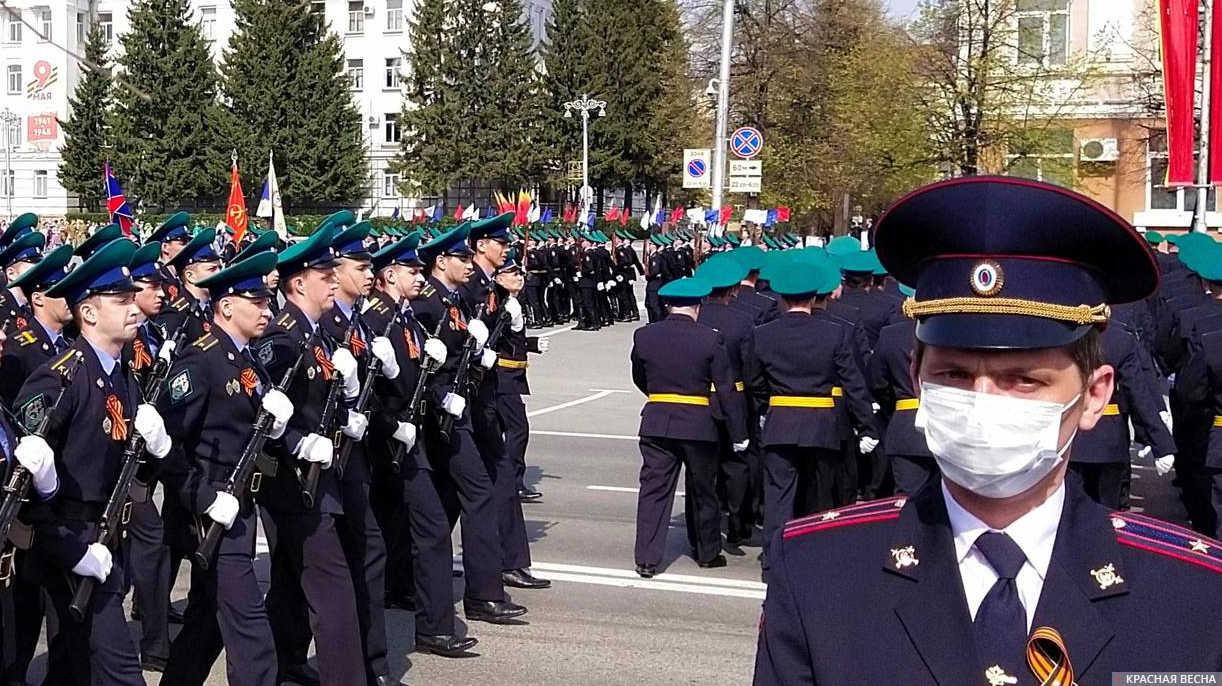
[0,0,552,217]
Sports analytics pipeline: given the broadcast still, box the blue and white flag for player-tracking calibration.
[254,152,286,239]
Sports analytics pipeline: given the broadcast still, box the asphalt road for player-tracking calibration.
[21,292,1187,685]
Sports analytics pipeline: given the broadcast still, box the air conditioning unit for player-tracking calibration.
[367,115,379,128]
[363,5,374,15]
[1079,138,1119,163]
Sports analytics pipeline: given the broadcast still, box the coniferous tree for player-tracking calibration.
[540,0,595,191]
[108,0,223,208]
[58,24,113,211]
[482,0,550,189]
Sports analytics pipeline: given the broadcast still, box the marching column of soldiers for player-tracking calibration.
[0,209,556,686]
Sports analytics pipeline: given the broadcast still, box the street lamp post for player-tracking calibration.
[563,94,605,222]
[0,109,18,218]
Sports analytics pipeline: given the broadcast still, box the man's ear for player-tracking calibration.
[1077,364,1115,432]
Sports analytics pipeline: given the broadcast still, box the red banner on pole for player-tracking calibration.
[1211,1,1222,184]
[1161,0,1199,187]
[226,161,249,243]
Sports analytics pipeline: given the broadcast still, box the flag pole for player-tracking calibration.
[1196,0,1215,233]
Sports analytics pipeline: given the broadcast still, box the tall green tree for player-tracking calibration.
[108,0,223,209]
[219,0,365,207]
[539,0,593,190]
[58,24,113,211]
[481,0,550,190]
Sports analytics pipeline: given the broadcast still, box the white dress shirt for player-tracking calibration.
[942,479,1065,631]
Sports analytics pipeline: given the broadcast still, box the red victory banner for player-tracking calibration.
[1160,0,1199,186]
[1211,1,1222,183]
[226,156,249,243]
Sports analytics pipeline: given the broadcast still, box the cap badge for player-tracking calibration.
[970,261,1004,297]
[890,546,919,569]
[984,665,1017,686]
[1089,563,1123,590]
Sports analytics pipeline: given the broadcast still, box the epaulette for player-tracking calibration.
[1111,511,1222,573]
[192,333,218,351]
[14,329,36,347]
[274,311,296,330]
[170,297,190,312]
[49,349,80,375]
[371,300,389,315]
[783,495,907,540]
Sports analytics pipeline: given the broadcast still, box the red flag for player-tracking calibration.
[1161,0,1199,186]
[515,190,531,226]
[776,206,791,222]
[564,204,574,223]
[670,206,684,224]
[226,160,249,243]
[454,204,464,220]
[619,208,629,226]
[103,163,134,237]
[1211,1,1222,183]
[719,205,732,226]
[606,206,620,221]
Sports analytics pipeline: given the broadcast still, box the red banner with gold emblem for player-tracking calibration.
[226,160,249,244]
[1160,0,1199,186]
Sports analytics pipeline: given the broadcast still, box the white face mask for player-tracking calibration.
[914,381,1080,499]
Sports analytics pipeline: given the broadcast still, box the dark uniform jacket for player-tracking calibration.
[361,291,428,470]
[1175,328,1222,469]
[412,277,475,416]
[698,301,759,420]
[733,284,779,325]
[0,288,32,334]
[614,244,643,280]
[0,320,68,408]
[630,313,747,444]
[837,287,901,352]
[320,298,375,485]
[155,289,211,345]
[755,479,1222,685]
[867,319,931,458]
[493,291,541,397]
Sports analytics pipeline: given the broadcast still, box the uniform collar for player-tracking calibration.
[222,328,248,353]
[34,316,61,344]
[942,479,1064,583]
[335,297,354,320]
[85,337,118,376]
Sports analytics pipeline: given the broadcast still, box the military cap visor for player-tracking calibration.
[658,276,711,305]
[0,232,46,268]
[149,211,192,243]
[199,250,276,299]
[277,225,338,276]
[875,176,1159,350]
[75,224,124,260]
[47,238,140,306]
[333,222,373,261]
[418,223,474,263]
[128,241,164,282]
[233,230,281,264]
[10,244,74,293]
[168,229,221,270]
[1,212,38,245]
[372,232,424,271]
[469,212,514,243]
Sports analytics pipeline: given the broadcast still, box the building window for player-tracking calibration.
[200,7,216,40]
[1006,128,1074,188]
[6,65,20,94]
[309,0,325,16]
[33,170,47,198]
[39,9,51,41]
[383,171,400,198]
[1016,0,1068,66]
[384,57,400,88]
[384,113,400,143]
[347,1,364,33]
[386,0,402,31]
[99,12,113,46]
[346,59,363,89]
[7,15,21,43]
[1146,131,1217,213]
[76,12,85,43]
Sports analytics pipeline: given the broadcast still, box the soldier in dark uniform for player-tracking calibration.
[145,212,194,303]
[18,238,174,686]
[630,276,748,576]
[156,251,283,686]
[593,233,615,325]
[155,229,221,344]
[0,231,47,335]
[868,307,937,495]
[836,250,901,352]
[728,246,779,325]
[755,177,1222,685]
[406,223,527,654]
[644,236,668,323]
[253,226,364,686]
[574,235,600,331]
[612,234,642,321]
[0,243,72,686]
[0,213,41,334]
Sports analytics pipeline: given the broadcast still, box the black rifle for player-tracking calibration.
[141,322,189,397]
[0,351,85,586]
[388,302,448,473]
[301,299,362,508]
[70,338,179,621]
[334,311,396,478]
[437,302,488,441]
[193,336,312,571]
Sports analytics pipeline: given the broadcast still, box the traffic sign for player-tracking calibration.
[729,160,762,176]
[683,148,711,189]
[728,176,761,193]
[730,127,763,159]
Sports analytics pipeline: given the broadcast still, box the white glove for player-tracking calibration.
[205,492,240,530]
[296,433,333,469]
[331,348,360,399]
[342,410,368,440]
[759,415,767,431]
[1137,445,1152,460]
[871,402,880,413]
[858,436,879,454]
[371,336,400,380]
[72,543,112,583]
[14,435,57,497]
[606,280,616,291]
[424,337,447,366]
[479,348,497,369]
[596,282,605,291]
[1160,409,1173,433]
[553,278,561,286]
[732,439,750,453]
[442,392,466,418]
[616,275,624,283]
[158,338,176,363]
[392,421,417,451]
[1155,454,1176,476]
[572,276,579,283]
[261,389,293,440]
[504,297,523,320]
[467,319,489,347]
[537,338,550,354]
[135,403,171,459]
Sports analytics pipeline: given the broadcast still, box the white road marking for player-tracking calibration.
[530,430,638,441]
[586,485,685,497]
[537,571,764,600]
[531,562,763,591]
[526,389,630,418]
[537,324,577,337]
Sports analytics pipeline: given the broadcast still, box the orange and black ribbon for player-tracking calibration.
[314,346,334,381]
[348,327,366,356]
[239,368,258,396]
[131,338,152,370]
[14,317,25,331]
[486,290,497,314]
[448,306,467,331]
[1027,626,1075,686]
[105,394,127,441]
[404,328,420,360]
[166,284,179,300]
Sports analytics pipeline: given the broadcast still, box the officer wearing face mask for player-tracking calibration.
[754,177,1222,686]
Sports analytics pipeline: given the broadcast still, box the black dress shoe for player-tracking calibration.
[385,595,416,611]
[502,568,551,589]
[140,655,167,673]
[281,663,322,686]
[414,633,478,657]
[372,676,410,686]
[463,599,527,624]
[635,563,657,578]
[516,488,543,502]
[697,554,728,569]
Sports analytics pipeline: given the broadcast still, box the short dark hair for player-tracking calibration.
[912,326,1104,385]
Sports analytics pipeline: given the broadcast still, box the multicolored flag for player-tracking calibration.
[226,158,249,243]
[104,163,134,237]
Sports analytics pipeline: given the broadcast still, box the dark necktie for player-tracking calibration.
[52,335,67,355]
[973,531,1028,676]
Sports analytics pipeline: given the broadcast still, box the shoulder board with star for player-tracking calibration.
[170,297,190,312]
[192,333,218,351]
[15,329,37,347]
[1111,511,1222,573]
[49,349,80,376]
[782,495,908,540]
[371,300,390,315]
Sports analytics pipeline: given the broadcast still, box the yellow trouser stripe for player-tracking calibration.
[648,394,710,406]
[895,399,920,411]
[1213,415,1222,428]
[769,396,836,409]
[497,358,528,369]
[1102,404,1120,416]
